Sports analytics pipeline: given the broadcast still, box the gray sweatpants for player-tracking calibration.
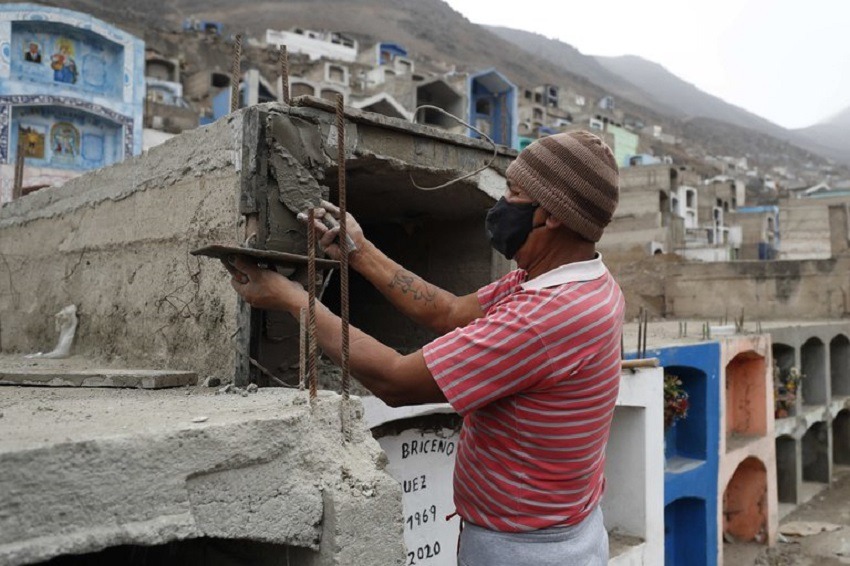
[457,506,608,566]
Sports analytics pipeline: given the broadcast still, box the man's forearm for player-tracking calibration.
[290,299,442,406]
[351,240,458,334]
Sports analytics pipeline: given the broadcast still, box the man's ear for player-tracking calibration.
[544,210,562,229]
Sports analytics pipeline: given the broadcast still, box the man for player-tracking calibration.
[230,130,624,565]
[25,42,41,63]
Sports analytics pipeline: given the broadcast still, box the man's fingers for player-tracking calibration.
[319,199,341,218]
[296,212,332,234]
[220,258,242,278]
[228,255,262,282]
[319,226,341,248]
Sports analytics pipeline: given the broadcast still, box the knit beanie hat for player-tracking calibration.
[505,131,619,242]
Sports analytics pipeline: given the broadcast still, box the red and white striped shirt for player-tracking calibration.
[422,254,625,532]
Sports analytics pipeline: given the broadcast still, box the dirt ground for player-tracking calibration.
[725,468,850,565]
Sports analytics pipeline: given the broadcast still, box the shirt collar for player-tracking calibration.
[520,253,607,291]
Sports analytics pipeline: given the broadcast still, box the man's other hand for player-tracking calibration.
[228,256,306,313]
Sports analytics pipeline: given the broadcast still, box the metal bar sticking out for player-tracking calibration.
[641,310,648,358]
[279,46,290,105]
[298,307,306,391]
[307,208,319,406]
[636,307,643,358]
[230,34,243,113]
[12,136,25,200]
[337,94,351,441]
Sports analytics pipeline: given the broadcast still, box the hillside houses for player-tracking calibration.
[2,3,849,270]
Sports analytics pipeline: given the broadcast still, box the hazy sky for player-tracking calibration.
[443,0,850,130]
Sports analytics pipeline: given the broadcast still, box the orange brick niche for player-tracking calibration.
[717,335,778,564]
[726,352,768,440]
[723,457,768,541]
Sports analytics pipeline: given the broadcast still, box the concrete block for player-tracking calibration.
[0,387,405,566]
[0,368,196,389]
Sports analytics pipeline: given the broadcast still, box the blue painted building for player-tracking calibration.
[467,68,518,149]
[0,3,144,201]
[628,342,721,566]
[376,42,407,65]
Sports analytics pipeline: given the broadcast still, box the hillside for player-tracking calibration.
[487,26,848,168]
[23,0,602,92]
[596,55,850,166]
[796,106,850,165]
[595,55,790,138]
[14,0,845,173]
[484,26,669,116]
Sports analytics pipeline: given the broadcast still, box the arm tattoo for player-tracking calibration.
[388,270,437,305]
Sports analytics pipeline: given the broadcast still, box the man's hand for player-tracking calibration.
[228,256,306,313]
[298,200,368,264]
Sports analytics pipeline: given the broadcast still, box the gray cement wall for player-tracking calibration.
[779,204,831,260]
[0,114,245,380]
[664,258,850,320]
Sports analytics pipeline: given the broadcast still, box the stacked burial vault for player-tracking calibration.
[768,323,850,517]
[633,321,850,566]
[637,334,778,566]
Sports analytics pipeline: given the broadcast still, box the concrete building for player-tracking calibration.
[0,3,144,203]
[606,123,639,167]
[467,68,518,149]
[727,205,779,260]
[602,164,710,259]
[516,83,573,139]
[602,166,744,262]
[266,27,358,62]
[143,48,197,142]
[776,193,850,260]
[413,77,466,135]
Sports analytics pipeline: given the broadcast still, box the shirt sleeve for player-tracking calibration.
[422,302,549,416]
[477,269,527,313]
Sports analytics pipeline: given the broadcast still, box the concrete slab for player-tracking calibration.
[0,386,405,566]
[0,368,197,389]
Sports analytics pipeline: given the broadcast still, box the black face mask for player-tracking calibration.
[485,198,543,260]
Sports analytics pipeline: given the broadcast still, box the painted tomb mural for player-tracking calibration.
[13,105,121,170]
[11,21,124,99]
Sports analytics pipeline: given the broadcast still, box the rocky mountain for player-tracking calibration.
[595,55,850,167]
[796,106,850,165]
[594,55,790,138]
[488,26,848,167]
[13,0,845,172]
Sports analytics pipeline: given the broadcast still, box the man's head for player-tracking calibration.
[505,130,619,243]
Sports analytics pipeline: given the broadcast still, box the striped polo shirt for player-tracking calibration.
[422,254,625,533]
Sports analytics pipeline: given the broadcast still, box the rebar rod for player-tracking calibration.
[298,307,306,391]
[337,94,351,441]
[279,46,290,105]
[230,34,242,113]
[307,208,318,406]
